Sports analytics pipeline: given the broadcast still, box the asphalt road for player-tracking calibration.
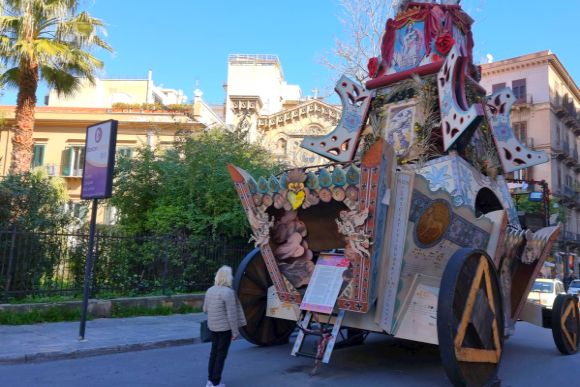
[1,322,578,387]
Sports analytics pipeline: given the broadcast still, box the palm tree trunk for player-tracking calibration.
[9,61,38,175]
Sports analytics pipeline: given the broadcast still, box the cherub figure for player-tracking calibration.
[248,209,274,247]
[336,209,372,259]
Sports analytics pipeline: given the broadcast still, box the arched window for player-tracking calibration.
[275,138,287,155]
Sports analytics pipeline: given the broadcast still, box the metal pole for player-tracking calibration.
[79,199,98,340]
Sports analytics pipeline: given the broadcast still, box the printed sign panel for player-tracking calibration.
[300,254,349,314]
[81,120,118,199]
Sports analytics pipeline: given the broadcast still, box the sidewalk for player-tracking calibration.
[0,313,206,364]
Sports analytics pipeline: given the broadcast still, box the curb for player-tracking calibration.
[0,337,203,365]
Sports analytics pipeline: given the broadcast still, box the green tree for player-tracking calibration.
[0,167,70,230]
[0,0,112,174]
[111,129,284,239]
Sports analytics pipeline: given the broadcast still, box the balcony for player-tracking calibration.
[559,230,580,245]
[564,146,577,166]
[552,142,565,159]
[512,93,533,110]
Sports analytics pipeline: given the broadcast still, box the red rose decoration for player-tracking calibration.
[435,33,455,56]
[367,57,379,78]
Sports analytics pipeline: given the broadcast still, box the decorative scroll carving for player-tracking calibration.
[436,45,483,151]
[301,76,373,162]
[485,88,549,173]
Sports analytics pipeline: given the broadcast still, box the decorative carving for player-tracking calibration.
[301,76,373,162]
[336,208,371,260]
[498,226,529,335]
[256,100,340,132]
[484,88,549,173]
[272,211,314,288]
[248,209,274,247]
[436,45,483,151]
[521,226,560,265]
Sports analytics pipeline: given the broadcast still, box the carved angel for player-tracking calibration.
[336,208,371,259]
[248,209,274,247]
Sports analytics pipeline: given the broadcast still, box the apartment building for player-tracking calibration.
[0,72,223,222]
[480,51,580,275]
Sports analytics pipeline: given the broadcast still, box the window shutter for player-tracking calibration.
[512,79,527,103]
[32,144,45,168]
[62,148,71,176]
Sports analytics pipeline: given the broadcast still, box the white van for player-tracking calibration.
[527,278,566,309]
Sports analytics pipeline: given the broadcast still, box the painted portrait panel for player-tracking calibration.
[392,21,426,72]
[385,103,417,157]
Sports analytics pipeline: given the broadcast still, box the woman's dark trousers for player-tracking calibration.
[208,330,232,386]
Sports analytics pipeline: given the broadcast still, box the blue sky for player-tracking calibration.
[1,0,579,105]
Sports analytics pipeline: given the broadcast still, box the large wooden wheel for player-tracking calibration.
[437,248,504,387]
[234,248,295,346]
[551,294,579,355]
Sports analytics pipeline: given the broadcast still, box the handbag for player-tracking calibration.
[200,319,212,343]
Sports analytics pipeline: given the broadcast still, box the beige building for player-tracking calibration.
[0,73,222,222]
[0,57,340,222]
[224,54,341,166]
[480,50,580,274]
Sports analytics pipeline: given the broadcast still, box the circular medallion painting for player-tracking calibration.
[415,201,450,246]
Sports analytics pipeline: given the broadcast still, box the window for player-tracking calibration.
[61,145,85,176]
[66,201,88,220]
[274,138,287,155]
[512,79,527,103]
[103,205,117,225]
[492,83,506,93]
[512,122,527,142]
[117,147,134,159]
[31,144,45,168]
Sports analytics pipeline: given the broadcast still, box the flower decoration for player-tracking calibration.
[435,33,455,56]
[367,57,380,79]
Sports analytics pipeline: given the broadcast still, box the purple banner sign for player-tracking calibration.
[81,120,118,199]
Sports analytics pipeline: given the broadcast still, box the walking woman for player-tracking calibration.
[204,266,246,387]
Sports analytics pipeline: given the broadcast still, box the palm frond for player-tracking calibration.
[0,65,19,88]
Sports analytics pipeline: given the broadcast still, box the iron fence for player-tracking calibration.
[0,228,252,303]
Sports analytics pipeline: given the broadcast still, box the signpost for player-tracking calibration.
[79,120,117,340]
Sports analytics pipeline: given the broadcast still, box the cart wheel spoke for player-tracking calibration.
[551,294,579,355]
[438,248,504,387]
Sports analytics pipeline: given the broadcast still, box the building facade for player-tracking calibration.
[480,51,580,276]
[0,72,222,223]
[224,54,341,166]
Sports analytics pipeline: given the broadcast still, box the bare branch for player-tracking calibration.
[321,0,396,84]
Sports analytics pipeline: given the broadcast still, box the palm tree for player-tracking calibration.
[0,0,112,174]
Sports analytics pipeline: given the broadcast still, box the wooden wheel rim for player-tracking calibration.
[437,248,504,387]
[234,248,295,346]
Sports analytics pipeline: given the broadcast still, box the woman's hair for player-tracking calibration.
[214,265,233,287]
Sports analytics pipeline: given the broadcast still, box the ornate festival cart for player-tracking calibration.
[228,2,579,386]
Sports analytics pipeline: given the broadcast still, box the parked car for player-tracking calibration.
[527,278,566,309]
[567,279,580,296]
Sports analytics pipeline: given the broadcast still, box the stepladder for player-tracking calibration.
[291,309,347,365]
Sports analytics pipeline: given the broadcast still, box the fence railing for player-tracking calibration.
[0,229,252,302]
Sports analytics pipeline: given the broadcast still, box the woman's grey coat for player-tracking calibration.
[203,285,247,337]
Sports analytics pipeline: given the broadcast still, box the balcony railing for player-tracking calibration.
[30,164,83,178]
[513,93,534,107]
